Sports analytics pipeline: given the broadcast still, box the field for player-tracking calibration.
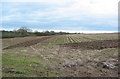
[2,33,119,77]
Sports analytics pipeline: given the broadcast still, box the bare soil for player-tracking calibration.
[59,39,119,50]
[3,37,119,50]
[3,36,51,50]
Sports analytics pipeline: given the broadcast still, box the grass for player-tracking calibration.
[2,48,60,77]
[2,36,43,48]
[2,33,119,77]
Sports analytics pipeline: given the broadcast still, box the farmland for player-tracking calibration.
[2,33,119,77]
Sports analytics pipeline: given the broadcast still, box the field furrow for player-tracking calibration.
[2,33,119,77]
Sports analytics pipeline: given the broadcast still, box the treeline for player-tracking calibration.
[1,27,71,38]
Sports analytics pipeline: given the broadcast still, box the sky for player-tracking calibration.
[1,0,119,33]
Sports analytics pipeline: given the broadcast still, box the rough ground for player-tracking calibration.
[59,39,119,50]
[3,36,51,50]
[3,37,119,50]
[2,34,119,77]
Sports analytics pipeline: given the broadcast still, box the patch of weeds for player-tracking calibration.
[102,65,109,69]
[56,39,64,44]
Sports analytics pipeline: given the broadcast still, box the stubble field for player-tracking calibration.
[2,33,119,77]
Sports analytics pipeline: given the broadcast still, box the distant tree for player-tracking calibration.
[50,31,55,35]
[16,27,32,35]
[59,31,62,35]
[34,30,40,36]
[44,30,50,35]
[17,27,29,32]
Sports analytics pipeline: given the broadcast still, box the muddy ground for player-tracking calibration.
[3,36,51,50]
[3,38,119,50]
[59,39,119,50]
[2,34,119,77]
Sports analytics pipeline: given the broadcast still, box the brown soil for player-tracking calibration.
[59,39,119,50]
[3,36,51,50]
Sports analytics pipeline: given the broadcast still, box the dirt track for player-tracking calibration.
[3,36,51,50]
[59,39,119,50]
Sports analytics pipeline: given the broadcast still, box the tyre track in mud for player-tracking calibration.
[3,36,51,50]
[59,39,119,50]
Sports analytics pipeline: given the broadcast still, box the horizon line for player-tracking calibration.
[1,29,118,34]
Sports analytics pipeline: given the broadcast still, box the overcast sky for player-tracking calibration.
[1,0,119,33]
